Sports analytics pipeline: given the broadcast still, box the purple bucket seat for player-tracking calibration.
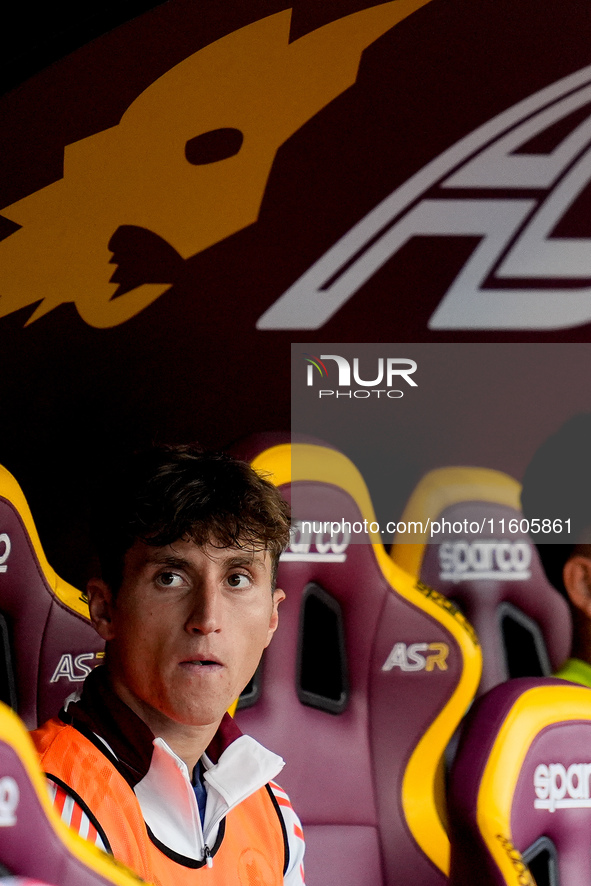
[448,676,591,886]
[233,438,482,886]
[0,463,103,728]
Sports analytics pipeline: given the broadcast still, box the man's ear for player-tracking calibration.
[563,556,591,618]
[265,588,285,648]
[87,578,117,641]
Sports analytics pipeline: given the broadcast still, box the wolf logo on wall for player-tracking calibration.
[0,1,430,328]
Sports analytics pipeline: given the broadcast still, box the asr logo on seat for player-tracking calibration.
[381,642,449,673]
[50,651,104,683]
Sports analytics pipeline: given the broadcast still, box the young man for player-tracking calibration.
[31,445,305,885]
[521,413,591,686]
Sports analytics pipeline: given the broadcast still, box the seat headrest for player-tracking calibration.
[391,467,571,693]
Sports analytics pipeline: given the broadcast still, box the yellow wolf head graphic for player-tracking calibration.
[0,1,431,328]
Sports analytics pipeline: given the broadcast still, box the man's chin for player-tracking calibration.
[170,704,232,730]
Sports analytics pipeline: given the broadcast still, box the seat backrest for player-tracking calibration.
[234,439,482,886]
[0,698,145,886]
[448,677,591,886]
[391,467,571,696]
[0,463,104,728]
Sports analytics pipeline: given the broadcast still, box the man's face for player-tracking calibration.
[90,538,283,732]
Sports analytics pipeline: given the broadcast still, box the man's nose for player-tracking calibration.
[185,582,222,634]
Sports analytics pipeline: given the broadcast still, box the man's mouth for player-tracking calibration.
[180,657,222,668]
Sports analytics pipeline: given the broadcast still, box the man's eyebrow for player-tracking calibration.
[141,551,266,569]
[222,553,267,569]
[144,553,191,569]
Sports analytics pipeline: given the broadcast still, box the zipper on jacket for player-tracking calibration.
[203,844,213,868]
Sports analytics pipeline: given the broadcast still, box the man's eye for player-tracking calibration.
[227,573,251,588]
[157,572,183,588]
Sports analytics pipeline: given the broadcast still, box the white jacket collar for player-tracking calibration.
[134,732,284,861]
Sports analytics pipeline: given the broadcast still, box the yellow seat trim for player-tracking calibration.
[476,684,591,885]
[0,463,90,619]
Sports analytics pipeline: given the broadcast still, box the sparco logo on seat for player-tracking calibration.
[534,762,591,812]
[439,541,532,582]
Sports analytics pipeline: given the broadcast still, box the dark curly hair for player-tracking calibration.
[91,444,291,593]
